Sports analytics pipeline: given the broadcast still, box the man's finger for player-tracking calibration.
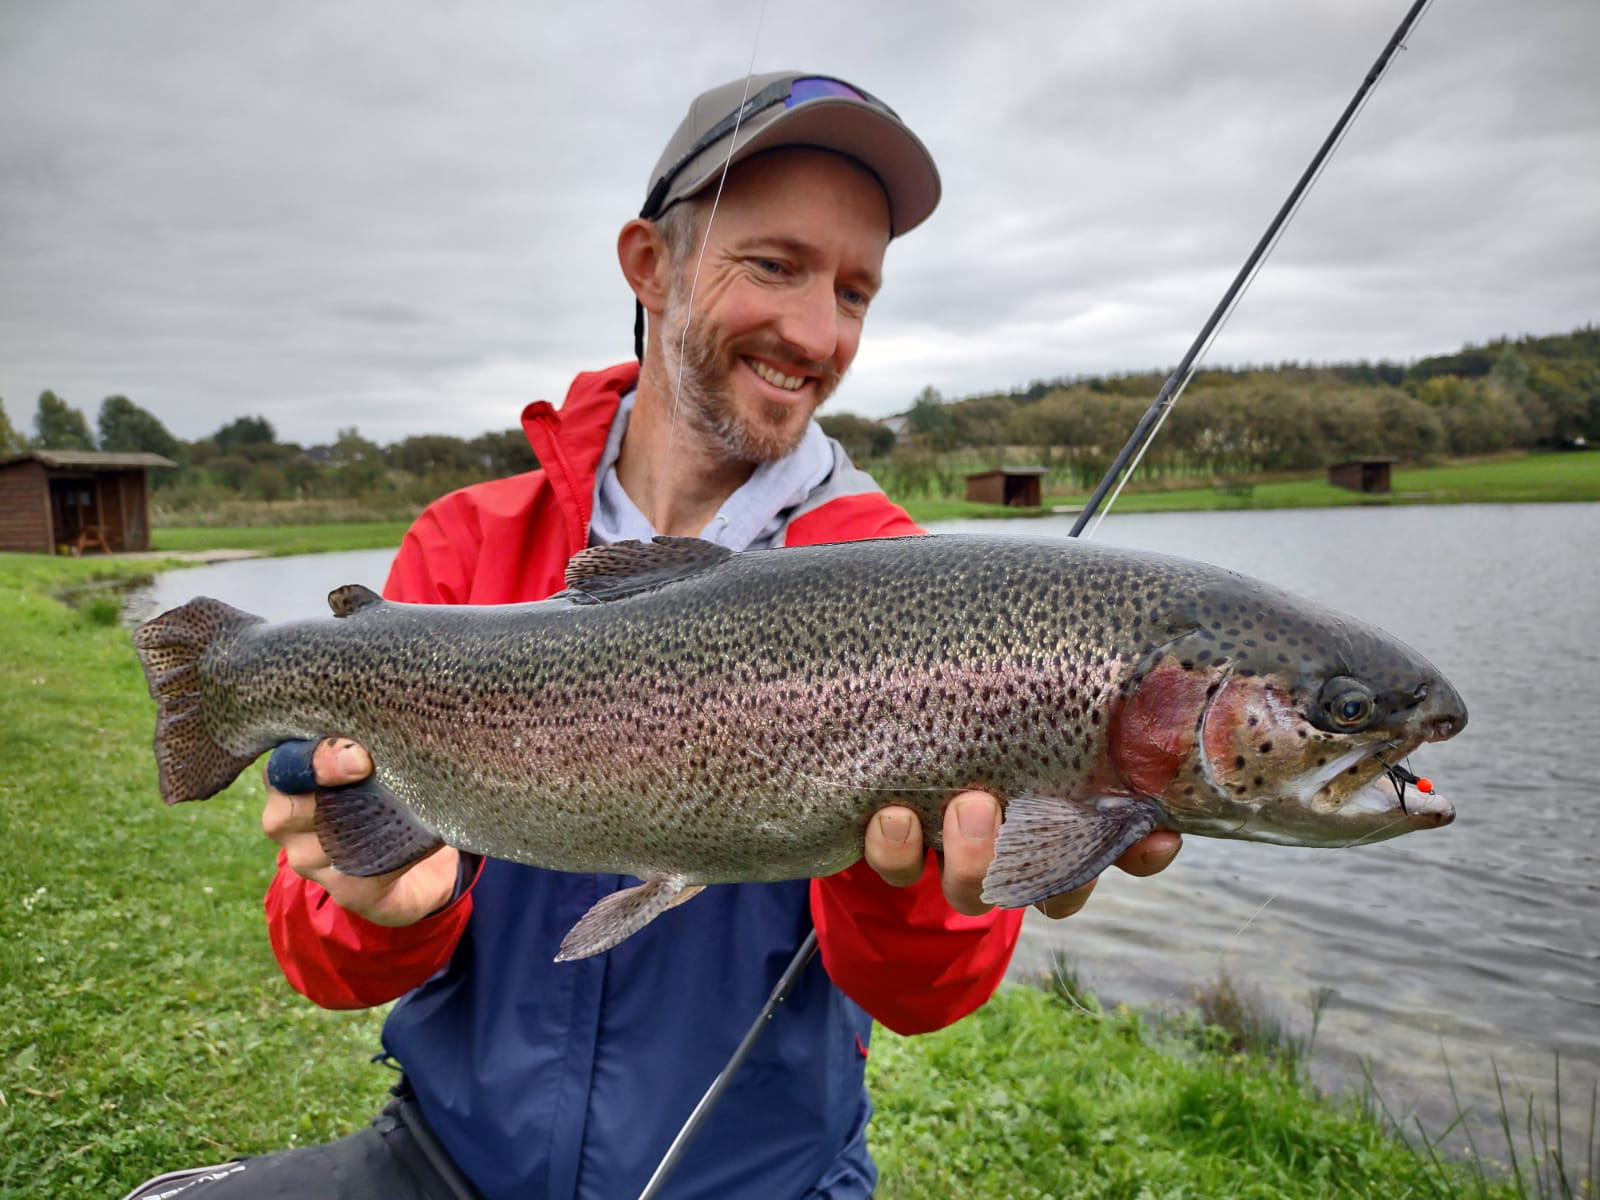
[940,792,998,917]
[312,738,372,788]
[864,807,925,888]
[1031,831,1181,920]
[1035,879,1096,919]
[1114,831,1182,877]
[282,831,335,879]
[261,789,317,840]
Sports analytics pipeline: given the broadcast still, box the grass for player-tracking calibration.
[150,522,409,556]
[896,451,1599,523]
[0,550,1591,1197]
[868,968,1594,1200]
[0,554,392,1197]
[867,980,1484,1199]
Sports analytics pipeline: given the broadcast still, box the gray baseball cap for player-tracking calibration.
[640,71,941,238]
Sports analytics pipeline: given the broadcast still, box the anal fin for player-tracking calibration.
[313,776,445,877]
[555,876,705,962]
[981,794,1161,908]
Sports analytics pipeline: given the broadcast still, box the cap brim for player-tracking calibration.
[670,99,941,237]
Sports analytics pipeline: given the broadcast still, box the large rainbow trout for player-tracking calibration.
[133,533,1465,960]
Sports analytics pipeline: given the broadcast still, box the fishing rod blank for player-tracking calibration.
[636,928,819,1200]
[1069,0,1432,539]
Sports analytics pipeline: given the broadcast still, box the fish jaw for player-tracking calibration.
[1178,663,1464,847]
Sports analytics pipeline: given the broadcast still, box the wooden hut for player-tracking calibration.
[0,450,177,554]
[1326,457,1397,494]
[964,467,1046,508]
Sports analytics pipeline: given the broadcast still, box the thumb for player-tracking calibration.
[266,738,373,795]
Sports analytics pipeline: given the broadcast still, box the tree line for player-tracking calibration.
[0,390,536,519]
[4,326,1593,516]
[820,327,1599,495]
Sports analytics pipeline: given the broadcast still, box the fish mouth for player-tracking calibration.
[1297,738,1453,826]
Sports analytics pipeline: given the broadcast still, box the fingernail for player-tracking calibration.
[336,744,367,776]
[879,812,912,844]
[955,797,995,841]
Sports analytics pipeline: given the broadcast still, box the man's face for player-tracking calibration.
[657,148,892,464]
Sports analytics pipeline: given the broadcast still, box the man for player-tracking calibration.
[127,72,1179,1200]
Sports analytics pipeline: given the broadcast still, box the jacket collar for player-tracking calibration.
[520,362,640,556]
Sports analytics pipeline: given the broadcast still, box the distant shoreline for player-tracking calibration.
[123,451,1596,558]
[896,450,1597,524]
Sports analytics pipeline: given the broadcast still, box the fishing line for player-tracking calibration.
[663,0,771,466]
[637,15,790,1199]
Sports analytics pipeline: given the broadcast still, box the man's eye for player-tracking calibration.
[839,288,868,308]
[754,258,785,275]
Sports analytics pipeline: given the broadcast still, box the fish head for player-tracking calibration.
[1112,575,1467,848]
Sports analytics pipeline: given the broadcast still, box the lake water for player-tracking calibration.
[127,502,1599,1159]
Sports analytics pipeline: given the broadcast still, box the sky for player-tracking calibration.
[1,0,1595,446]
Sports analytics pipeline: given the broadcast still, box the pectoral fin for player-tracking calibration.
[555,876,705,962]
[313,775,445,877]
[981,794,1161,908]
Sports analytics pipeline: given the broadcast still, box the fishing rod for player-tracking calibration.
[639,4,1434,1196]
[1071,0,1433,539]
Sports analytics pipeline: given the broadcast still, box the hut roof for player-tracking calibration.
[963,466,1047,479]
[1326,456,1399,468]
[0,449,179,470]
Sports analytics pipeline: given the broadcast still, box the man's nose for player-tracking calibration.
[775,279,840,364]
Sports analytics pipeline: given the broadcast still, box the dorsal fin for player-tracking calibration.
[563,537,733,604]
[328,584,384,618]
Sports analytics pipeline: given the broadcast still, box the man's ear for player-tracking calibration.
[617,218,672,316]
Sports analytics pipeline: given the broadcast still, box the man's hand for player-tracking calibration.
[261,738,460,927]
[864,791,1180,918]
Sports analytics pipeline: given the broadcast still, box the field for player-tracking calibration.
[0,551,1583,1197]
[896,451,1599,524]
[150,521,411,556]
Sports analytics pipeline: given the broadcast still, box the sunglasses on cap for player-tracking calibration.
[638,75,897,219]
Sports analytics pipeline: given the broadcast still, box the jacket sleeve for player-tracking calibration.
[263,495,486,1009]
[811,862,1024,1036]
[265,850,483,1009]
[797,491,1026,1034]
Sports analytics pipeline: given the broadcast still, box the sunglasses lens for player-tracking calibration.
[785,77,868,108]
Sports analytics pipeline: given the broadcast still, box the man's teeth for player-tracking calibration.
[748,359,806,391]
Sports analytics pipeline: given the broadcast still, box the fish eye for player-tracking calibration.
[1320,678,1376,730]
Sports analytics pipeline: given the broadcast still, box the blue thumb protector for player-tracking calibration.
[266,739,323,796]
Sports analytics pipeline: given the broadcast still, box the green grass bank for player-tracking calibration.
[897,451,1599,524]
[151,520,411,557]
[0,554,1578,1197]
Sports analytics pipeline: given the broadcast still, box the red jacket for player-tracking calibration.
[264,362,1022,1034]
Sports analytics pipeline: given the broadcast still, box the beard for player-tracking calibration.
[658,294,843,466]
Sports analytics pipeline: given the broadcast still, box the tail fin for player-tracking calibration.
[132,598,266,805]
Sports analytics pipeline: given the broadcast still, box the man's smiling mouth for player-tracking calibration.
[746,357,807,391]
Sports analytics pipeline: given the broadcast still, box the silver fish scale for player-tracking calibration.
[191,534,1428,883]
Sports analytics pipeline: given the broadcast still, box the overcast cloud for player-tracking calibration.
[1,0,1595,445]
